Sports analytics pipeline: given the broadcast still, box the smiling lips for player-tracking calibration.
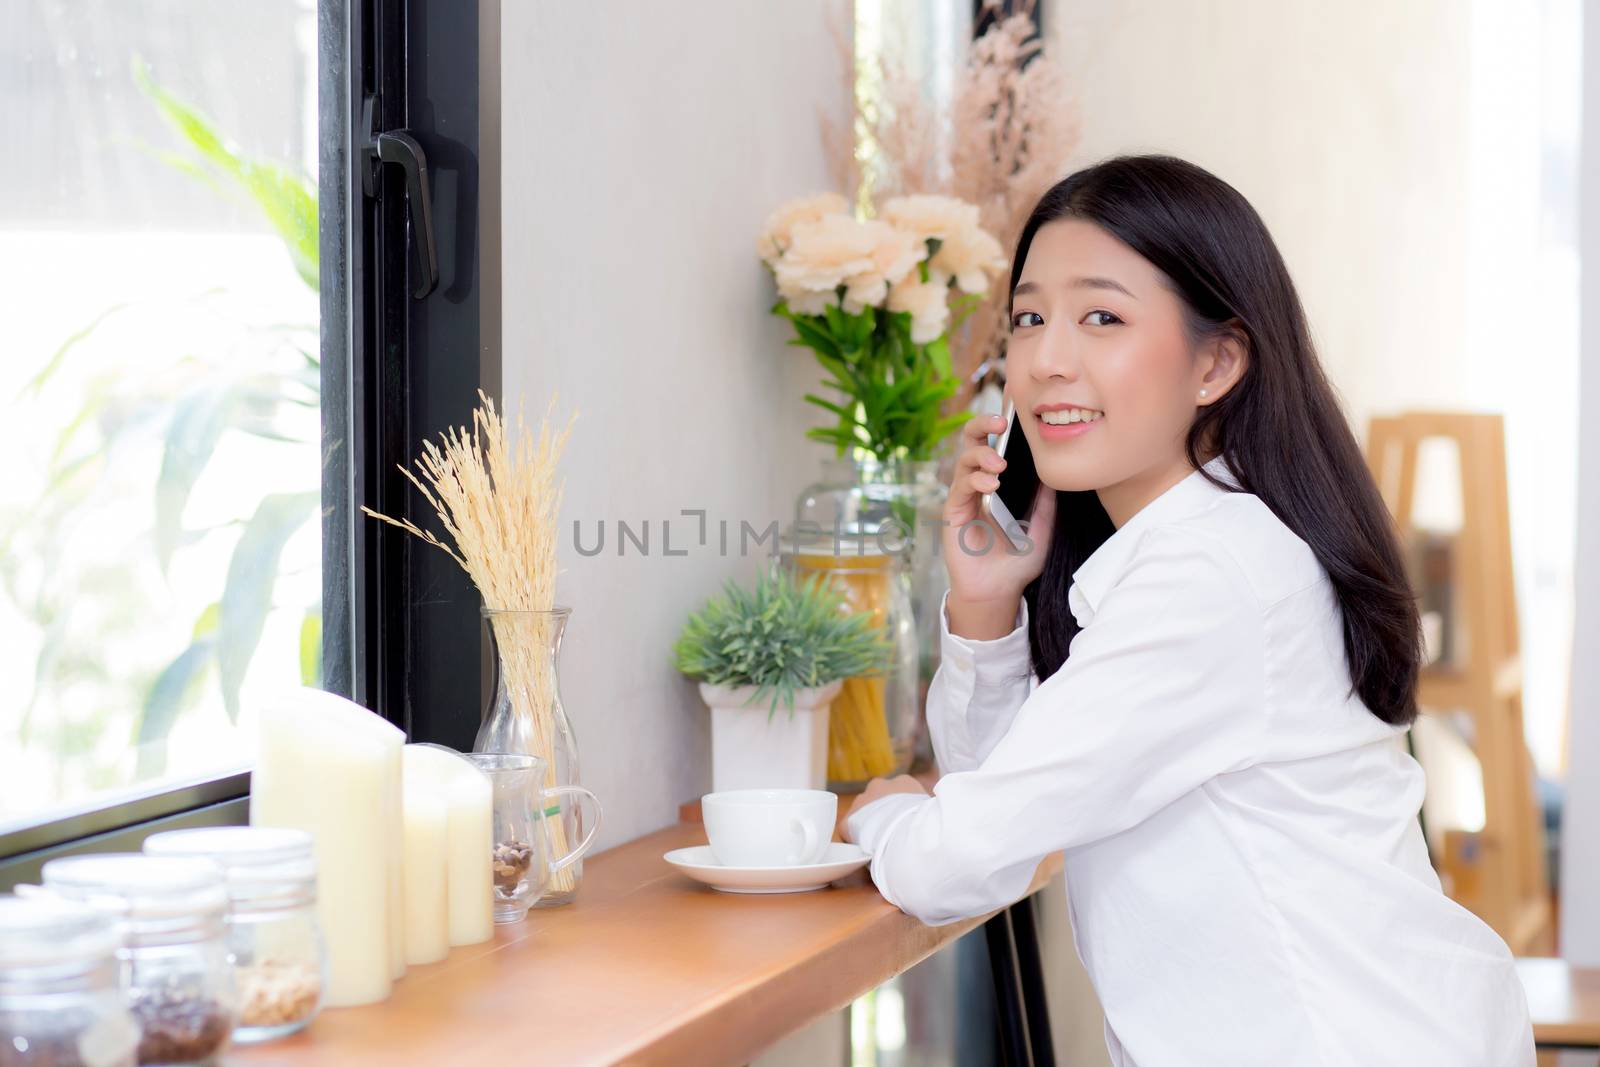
[1035,405,1103,441]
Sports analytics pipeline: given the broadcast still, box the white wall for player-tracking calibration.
[1559,0,1600,967]
[498,3,846,850]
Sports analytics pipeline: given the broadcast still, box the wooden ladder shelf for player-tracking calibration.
[1366,412,1551,955]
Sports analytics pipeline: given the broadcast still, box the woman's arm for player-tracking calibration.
[928,588,1035,775]
[846,526,1268,927]
[840,592,1033,847]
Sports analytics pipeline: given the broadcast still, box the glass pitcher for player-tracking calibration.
[464,753,602,924]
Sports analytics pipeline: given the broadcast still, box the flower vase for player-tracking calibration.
[474,606,591,907]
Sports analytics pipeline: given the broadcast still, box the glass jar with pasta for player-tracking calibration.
[781,534,919,791]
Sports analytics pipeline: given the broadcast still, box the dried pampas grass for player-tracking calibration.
[822,0,1079,409]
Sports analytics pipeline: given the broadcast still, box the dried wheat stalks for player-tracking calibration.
[362,389,573,611]
[362,389,585,894]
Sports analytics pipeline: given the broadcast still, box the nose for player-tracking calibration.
[1028,324,1082,384]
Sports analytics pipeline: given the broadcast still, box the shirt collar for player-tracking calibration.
[1067,455,1240,626]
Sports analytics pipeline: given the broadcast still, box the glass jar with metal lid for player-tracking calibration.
[39,854,236,1066]
[0,893,140,1067]
[143,826,324,1043]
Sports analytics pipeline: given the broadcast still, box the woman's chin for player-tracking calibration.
[1038,457,1117,495]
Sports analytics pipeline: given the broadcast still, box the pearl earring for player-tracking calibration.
[1199,389,1209,399]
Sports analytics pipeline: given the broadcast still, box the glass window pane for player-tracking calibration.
[0,0,322,827]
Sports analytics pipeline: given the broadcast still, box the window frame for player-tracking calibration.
[0,0,497,886]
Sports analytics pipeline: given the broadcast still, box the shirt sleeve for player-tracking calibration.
[927,588,1036,776]
[846,526,1268,927]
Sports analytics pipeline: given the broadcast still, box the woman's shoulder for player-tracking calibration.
[1143,488,1325,609]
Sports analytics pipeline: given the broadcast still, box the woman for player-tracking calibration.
[841,155,1533,1066]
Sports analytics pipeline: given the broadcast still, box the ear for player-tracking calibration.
[1196,324,1249,406]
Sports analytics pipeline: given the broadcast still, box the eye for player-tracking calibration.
[1011,311,1043,329]
[1083,310,1122,327]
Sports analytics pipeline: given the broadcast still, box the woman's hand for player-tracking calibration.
[841,775,931,843]
[942,412,1056,638]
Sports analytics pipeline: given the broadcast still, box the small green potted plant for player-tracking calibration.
[674,565,892,793]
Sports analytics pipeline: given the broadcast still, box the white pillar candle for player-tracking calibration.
[401,779,450,965]
[403,744,494,947]
[383,748,406,981]
[252,688,406,1007]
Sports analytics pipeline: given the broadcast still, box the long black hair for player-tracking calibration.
[1010,154,1421,726]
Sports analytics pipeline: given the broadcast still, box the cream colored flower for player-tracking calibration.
[930,224,1008,294]
[772,214,879,311]
[777,279,840,316]
[841,220,926,313]
[756,192,851,264]
[887,273,950,344]
[881,194,982,245]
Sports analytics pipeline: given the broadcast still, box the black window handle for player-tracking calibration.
[360,95,440,299]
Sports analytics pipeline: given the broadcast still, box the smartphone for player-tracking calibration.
[984,400,1040,552]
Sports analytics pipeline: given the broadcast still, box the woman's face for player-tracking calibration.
[1005,218,1238,522]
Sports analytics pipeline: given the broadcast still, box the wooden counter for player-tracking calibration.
[233,784,1063,1067]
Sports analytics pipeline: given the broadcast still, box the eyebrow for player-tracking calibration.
[1013,277,1138,300]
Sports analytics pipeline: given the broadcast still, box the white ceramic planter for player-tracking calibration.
[700,679,843,794]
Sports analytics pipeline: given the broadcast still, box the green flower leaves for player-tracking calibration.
[775,302,969,463]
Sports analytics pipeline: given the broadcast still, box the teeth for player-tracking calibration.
[1039,407,1103,425]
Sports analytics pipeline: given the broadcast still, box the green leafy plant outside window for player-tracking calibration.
[6,60,322,780]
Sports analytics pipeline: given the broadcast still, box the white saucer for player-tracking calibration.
[664,842,871,894]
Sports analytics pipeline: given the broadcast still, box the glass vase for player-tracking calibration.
[792,455,950,771]
[473,607,591,907]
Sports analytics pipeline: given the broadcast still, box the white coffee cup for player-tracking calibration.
[701,788,837,868]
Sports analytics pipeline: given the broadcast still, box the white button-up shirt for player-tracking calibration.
[846,457,1533,1066]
